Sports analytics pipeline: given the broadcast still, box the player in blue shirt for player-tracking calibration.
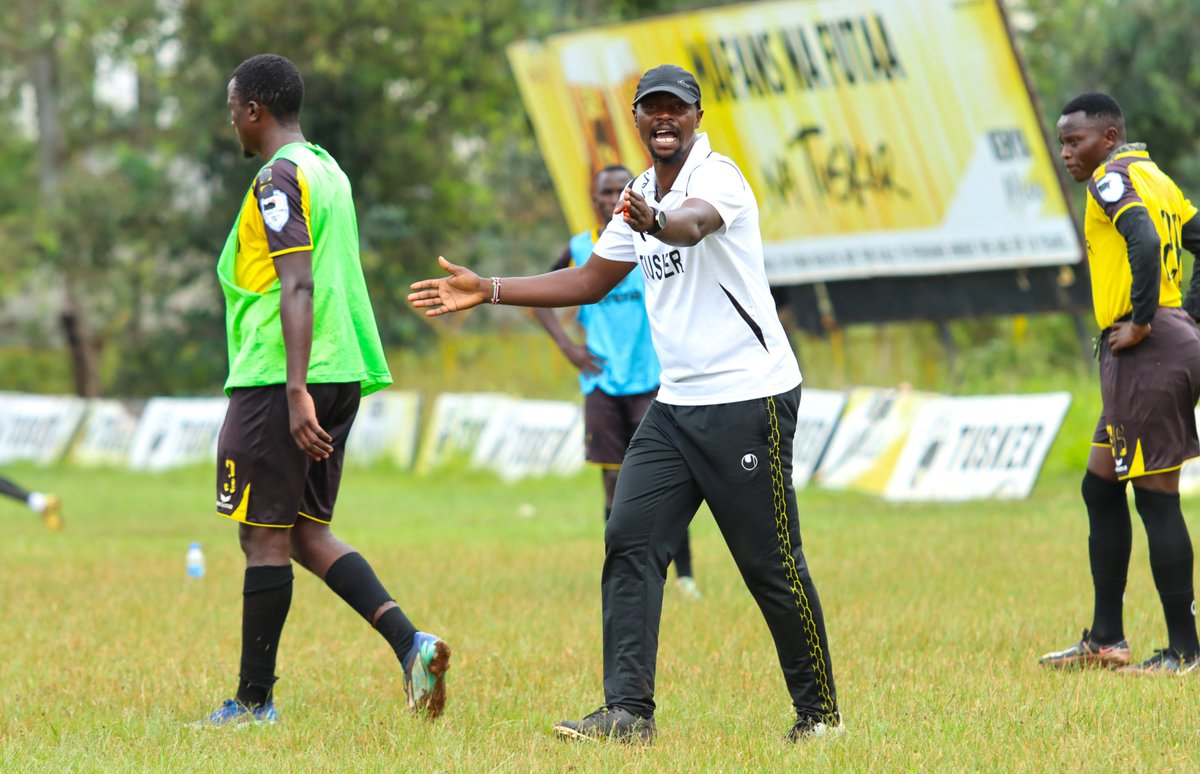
[534,164,699,599]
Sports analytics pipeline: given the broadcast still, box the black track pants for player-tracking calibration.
[601,384,838,720]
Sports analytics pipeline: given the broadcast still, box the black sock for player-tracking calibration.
[1133,487,1200,657]
[673,530,693,578]
[1082,472,1131,643]
[0,476,31,503]
[376,607,418,665]
[237,564,293,707]
[324,552,417,664]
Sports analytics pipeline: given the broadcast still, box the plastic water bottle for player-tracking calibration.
[186,542,206,579]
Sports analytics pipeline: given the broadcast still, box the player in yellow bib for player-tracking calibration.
[1040,92,1200,674]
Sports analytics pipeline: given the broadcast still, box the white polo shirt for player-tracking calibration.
[593,133,802,406]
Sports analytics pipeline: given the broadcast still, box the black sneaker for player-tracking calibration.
[1038,628,1131,669]
[553,706,656,744]
[787,712,843,742]
[1117,647,1200,675]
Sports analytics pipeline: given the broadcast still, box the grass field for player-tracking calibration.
[3,447,1200,772]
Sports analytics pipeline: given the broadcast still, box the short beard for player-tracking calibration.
[650,147,683,165]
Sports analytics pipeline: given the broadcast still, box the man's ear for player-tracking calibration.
[247,101,262,122]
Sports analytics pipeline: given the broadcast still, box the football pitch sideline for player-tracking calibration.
[2,464,1196,771]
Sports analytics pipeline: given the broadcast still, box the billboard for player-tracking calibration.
[508,0,1081,284]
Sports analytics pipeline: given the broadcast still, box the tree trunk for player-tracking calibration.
[60,275,102,398]
[29,34,62,203]
[28,12,101,396]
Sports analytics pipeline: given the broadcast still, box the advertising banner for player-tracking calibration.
[345,391,422,469]
[473,400,585,482]
[416,393,515,473]
[792,388,846,489]
[0,392,88,464]
[69,400,140,467]
[508,0,1080,284]
[883,392,1071,501]
[128,397,228,471]
[814,387,932,494]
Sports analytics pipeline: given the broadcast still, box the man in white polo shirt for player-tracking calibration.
[408,64,840,744]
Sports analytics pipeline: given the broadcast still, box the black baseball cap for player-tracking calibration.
[632,64,701,107]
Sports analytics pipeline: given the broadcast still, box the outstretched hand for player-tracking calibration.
[407,256,486,317]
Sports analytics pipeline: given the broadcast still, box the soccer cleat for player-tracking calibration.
[553,705,656,744]
[787,712,844,742]
[675,576,702,600]
[40,495,64,532]
[1117,648,1200,675]
[1038,628,1131,669]
[196,698,279,726]
[403,632,451,718]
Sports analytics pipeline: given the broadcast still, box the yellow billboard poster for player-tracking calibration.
[507,0,1082,284]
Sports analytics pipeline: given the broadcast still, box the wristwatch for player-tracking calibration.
[646,207,667,237]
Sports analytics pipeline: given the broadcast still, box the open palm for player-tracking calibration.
[408,256,486,316]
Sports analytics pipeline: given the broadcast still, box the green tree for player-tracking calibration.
[0,0,220,396]
[171,0,572,348]
[1014,0,1200,191]
[5,0,1197,397]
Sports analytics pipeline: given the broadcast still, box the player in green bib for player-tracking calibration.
[199,54,450,726]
